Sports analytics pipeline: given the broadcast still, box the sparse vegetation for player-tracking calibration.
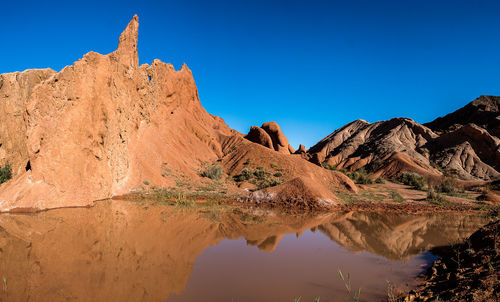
[397,172,426,190]
[143,180,150,186]
[321,162,337,170]
[234,166,284,190]
[375,177,385,184]
[390,191,404,202]
[426,187,448,206]
[338,269,362,302]
[201,164,223,180]
[434,174,462,195]
[236,167,255,182]
[346,168,374,184]
[0,162,12,184]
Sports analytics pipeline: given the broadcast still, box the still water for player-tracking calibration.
[0,200,490,302]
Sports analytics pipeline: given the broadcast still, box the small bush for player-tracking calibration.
[0,163,12,184]
[143,181,150,186]
[254,177,285,190]
[241,168,255,180]
[390,191,404,202]
[235,168,254,182]
[202,164,223,180]
[397,172,426,190]
[435,175,461,195]
[375,177,385,184]
[346,168,374,184]
[243,159,251,165]
[321,162,337,170]
[273,172,283,177]
[426,187,447,205]
[254,166,270,180]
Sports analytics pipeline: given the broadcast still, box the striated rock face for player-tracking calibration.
[244,121,295,154]
[425,95,500,137]
[425,124,500,180]
[0,15,236,211]
[308,118,438,173]
[0,69,56,175]
[309,97,500,181]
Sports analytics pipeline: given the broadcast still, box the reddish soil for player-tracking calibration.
[403,220,500,302]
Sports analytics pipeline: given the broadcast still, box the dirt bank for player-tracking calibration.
[403,219,499,301]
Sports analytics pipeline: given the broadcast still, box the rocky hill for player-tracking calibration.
[424,95,500,137]
[0,16,355,212]
[308,96,500,181]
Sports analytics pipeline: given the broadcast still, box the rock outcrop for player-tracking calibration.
[308,97,500,181]
[308,118,438,174]
[0,69,56,175]
[0,15,237,211]
[244,121,295,154]
[425,95,500,137]
[0,16,356,211]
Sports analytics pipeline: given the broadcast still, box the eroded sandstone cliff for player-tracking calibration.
[0,16,237,210]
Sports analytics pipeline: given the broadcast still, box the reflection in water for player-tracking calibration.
[0,200,490,302]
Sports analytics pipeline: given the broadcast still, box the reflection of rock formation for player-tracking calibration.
[316,212,488,260]
[0,201,489,301]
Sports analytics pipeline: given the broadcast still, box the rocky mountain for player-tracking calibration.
[0,16,354,212]
[424,95,500,137]
[308,96,500,181]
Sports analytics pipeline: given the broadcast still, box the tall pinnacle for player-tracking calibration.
[116,15,139,67]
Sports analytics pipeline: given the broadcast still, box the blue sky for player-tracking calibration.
[2,0,500,148]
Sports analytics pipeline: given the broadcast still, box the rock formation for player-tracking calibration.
[0,15,237,211]
[0,69,56,175]
[308,97,500,181]
[0,16,355,211]
[244,121,295,154]
[308,118,440,175]
[424,95,500,137]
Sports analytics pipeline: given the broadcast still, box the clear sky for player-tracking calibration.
[2,0,500,148]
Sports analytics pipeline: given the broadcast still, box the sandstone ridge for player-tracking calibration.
[308,97,500,181]
[0,16,356,211]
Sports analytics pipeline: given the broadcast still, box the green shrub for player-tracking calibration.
[202,164,223,180]
[0,163,12,184]
[241,168,254,180]
[426,187,447,205]
[390,191,404,202]
[254,177,285,190]
[273,172,283,177]
[435,175,461,195]
[375,177,385,184]
[346,168,374,184]
[235,168,254,182]
[397,172,426,190]
[254,167,270,180]
[321,162,337,170]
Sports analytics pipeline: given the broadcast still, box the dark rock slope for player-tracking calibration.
[308,96,500,181]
